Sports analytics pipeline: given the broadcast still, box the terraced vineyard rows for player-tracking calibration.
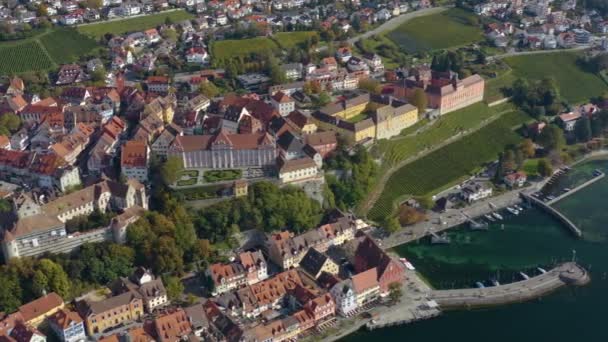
[40,28,98,64]
[369,110,530,221]
[0,41,54,74]
[378,102,507,165]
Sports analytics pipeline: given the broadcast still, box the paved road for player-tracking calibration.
[380,179,547,249]
[489,44,591,60]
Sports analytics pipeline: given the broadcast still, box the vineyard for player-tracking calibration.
[368,110,531,221]
[272,31,318,49]
[78,10,194,38]
[0,40,54,74]
[40,28,98,64]
[378,102,507,165]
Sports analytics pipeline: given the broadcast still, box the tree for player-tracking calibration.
[160,156,184,186]
[358,79,381,95]
[414,196,434,210]
[537,124,565,151]
[36,259,71,299]
[316,91,331,106]
[388,282,402,302]
[91,67,106,83]
[36,4,48,17]
[574,116,592,142]
[85,0,102,9]
[0,113,21,134]
[537,158,553,177]
[520,139,536,158]
[0,272,22,313]
[409,88,427,114]
[384,215,401,234]
[398,206,427,226]
[164,276,184,301]
[199,81,219,98]
[161,28,178,43]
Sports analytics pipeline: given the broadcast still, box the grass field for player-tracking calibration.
[40,28,98,64]
[378,102,507,165]
[369,110,531,220]
[0,40,54,74]
[211,37,280,61]
[484,71,516,103]
[504,52,608,104]
[78,10,194,38]
[272,31,317,49]
[387,8,483,54]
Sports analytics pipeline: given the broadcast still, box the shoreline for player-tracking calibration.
[328,152,608,340]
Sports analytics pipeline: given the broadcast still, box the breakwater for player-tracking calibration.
[430,262,589,309]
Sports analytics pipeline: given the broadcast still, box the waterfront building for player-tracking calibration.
[329,279,358,316]
[351,268,380,306]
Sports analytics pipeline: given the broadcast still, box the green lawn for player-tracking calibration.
[204,169,242,183]
[78,10,194,38]
[345,113,369,124]
[504,52,608,104]
[369,110,531,221]
[387,8,483,54]
[378,102,507,165]
[522,158,540,176]
[39,28,98,64]
[484,71,516,103]
[272,31,318,49]
[211,37,280,61]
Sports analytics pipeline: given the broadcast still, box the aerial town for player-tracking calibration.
[0,0,607,341]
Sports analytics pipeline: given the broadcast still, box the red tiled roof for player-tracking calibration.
[121,140,148,168]
[18,293,64,322]
[351,268,378,294]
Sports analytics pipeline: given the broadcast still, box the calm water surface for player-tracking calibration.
[346,160,608,342]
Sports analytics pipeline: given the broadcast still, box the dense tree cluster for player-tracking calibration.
[191,181,323,244]
[510,78,561,117]
[325,146,378,210]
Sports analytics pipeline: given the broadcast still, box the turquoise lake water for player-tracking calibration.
[345,160,608,341]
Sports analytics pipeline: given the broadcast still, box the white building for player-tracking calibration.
[461,182,493,203]
[270,91,295,117]
[330,279,358,316]
[121,140,149,183]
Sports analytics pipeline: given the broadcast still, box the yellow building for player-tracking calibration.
[299,248,339,279]
[77,292,144,335]
[233,180,248,197]
[319,93,370,120]
[373,101,418,140]
[19,293,65,327]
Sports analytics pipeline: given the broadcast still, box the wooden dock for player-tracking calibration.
[546,172,605,205]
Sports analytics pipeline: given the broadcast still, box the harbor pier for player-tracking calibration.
[430,262,589,309]
[521,193,582,237]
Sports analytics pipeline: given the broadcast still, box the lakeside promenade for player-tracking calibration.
[380,181,546,249]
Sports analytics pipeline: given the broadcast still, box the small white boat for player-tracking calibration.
[485,214,495,222]
[491,279,500,286]
[506,207,519,215]
[492,212,503,220]
[475,282,485,288]
[519,272,530,280]
[537,267,547,274]
[514,205,524,211]
[399,258,416,270]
